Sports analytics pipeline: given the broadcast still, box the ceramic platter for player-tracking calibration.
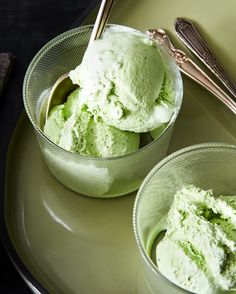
[3,0,236,293]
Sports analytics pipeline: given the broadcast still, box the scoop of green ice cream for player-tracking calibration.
[69,31,174,133]
[155,186,236,294]
[44,89,140,157]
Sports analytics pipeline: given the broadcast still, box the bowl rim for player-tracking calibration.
[133,142,236,293]
[23,23,183,162]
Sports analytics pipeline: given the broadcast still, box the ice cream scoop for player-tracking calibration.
[44,88,140,157]
[154,186,236,294]
[45,0,114,121]
[70,31,174,133]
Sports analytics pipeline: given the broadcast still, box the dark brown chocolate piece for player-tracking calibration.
[0,53,15,96]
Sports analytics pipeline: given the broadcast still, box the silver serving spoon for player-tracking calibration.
[146,29,236,115]
[45,0,114,120]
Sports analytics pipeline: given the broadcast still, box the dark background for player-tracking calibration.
[0,0,98,292]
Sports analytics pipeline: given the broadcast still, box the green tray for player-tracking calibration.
[5,0,236,293]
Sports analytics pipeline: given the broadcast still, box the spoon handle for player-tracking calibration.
[146,29,236,115]
[175,18,236,99]
[89,0,114,44]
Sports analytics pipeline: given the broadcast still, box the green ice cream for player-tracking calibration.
[155,186,236,294]
[44,88,140,157]
[69,31,174,133]
[44,30,175,157]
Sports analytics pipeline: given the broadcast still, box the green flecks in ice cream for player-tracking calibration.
[149,73,174,139]
[44,89,140,157]
[43,104,65,144]
[63,87,81,119]
[155,186,236,294]
[157,72,174,106]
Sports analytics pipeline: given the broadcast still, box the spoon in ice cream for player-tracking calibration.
[45,0,114,120]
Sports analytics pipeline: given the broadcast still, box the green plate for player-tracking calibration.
[5,0,236,293]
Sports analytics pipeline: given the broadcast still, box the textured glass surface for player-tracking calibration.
[134,143,236,293]
[23,24,183,197]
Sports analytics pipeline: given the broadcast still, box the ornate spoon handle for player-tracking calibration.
[146,29,236,115]
[175,18,236,99]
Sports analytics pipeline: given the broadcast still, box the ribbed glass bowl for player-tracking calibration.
[23,24,183,198]
[133,143,236,293]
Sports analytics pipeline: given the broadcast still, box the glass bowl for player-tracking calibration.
[133,143,236,293]
[23,24,183,198]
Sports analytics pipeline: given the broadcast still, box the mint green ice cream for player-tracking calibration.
[44,88,140,157]
[69,31,174,133]
[154,186,236,294]
[44,30,175,157]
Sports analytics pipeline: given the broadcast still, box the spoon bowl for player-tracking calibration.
[45,73,77,119]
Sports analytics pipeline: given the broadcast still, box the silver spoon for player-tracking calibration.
[45,0,114,120]
[175,18,236,99]
[146,29,236,115]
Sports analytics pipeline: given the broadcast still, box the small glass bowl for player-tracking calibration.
[133,143,236,293]
[23,24,183,198]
